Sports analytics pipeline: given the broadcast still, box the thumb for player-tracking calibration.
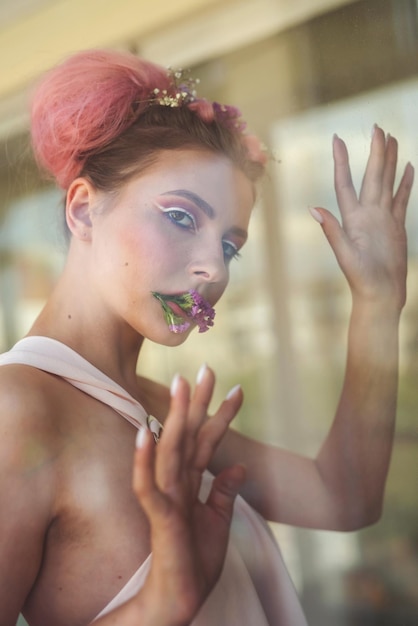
[206,465,246,525]
[309,206,352,266]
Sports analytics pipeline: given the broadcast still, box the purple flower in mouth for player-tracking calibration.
[152,289,216,334]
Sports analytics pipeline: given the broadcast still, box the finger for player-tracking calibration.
[392,162,415,223]
[333,134,358,219]
[380,134,398,209]
[206,464,246,525]
[155,375,189,492]
[181,364,216,469]
[133,428,168,518]
[308,206,352,271]
[359,125,386,206]
[193,384,244,478]
[189,364,215,439]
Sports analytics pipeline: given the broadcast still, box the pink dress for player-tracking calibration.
[0,337,308,625]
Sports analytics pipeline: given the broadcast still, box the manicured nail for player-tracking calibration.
[171,373,180,396]
[226,384,241,400]
[136,428,147,448]
[196,363,208,385]
[308,207,324,224]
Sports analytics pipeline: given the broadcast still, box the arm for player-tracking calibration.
[93,370,245,626]
[212,127,414,530]
[311,128,414,528]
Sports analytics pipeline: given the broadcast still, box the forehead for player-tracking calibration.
[122,149,255,224]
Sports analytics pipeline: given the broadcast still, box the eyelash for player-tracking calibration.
[222,240,241,262]
[158,204,241,262]
[161,206,197,231]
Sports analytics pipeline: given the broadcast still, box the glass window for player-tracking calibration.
[2,1,417,624]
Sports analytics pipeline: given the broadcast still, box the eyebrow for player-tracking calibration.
[162,189,215,218]
[161,189,248,241]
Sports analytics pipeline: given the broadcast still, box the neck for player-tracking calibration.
[28,257,145,392]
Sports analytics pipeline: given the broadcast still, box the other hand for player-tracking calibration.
[132,367,245,625]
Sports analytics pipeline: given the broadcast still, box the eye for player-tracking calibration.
[162,207,196,231]
[222,239,241,262]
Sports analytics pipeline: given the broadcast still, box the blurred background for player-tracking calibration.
[0,0,417,624]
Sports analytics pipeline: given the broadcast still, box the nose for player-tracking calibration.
[188,244,228,285]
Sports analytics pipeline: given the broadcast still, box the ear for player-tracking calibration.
[65,178,97,241]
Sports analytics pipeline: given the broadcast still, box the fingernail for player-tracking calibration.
[196,363,208,385]
[136,428,147,448]
[171,373,180,397]
[372,123,378,137]
[226,384,241,400]
[308,206,324,224]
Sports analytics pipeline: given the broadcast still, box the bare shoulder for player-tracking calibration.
[0,363,61,506]
[0,364,58,624]
[0,363,61,454]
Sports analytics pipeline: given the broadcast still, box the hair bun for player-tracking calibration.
[30,49,170,188]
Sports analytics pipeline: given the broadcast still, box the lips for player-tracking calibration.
[166,300,188,318]
[152,289,216,334]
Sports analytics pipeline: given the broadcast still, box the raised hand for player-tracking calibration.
[310,126,414,310]
[132,367,245,626]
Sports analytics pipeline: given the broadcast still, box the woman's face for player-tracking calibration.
[89,149,255,345]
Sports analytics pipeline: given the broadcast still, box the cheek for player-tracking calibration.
[98,212,187,286]
[119,227,182,279]
[113,221,157,260]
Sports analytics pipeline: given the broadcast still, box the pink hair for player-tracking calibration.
[30,49,267,190]
[30,49,172,189]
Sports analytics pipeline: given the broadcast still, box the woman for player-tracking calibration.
[0,49,413,625]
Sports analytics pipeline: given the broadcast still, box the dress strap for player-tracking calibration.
[0,336,162,437]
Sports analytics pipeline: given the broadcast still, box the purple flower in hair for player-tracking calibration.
[213,102,247,132]
[152,290,216,334]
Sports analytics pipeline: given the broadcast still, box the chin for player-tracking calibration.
[149,325,195,347]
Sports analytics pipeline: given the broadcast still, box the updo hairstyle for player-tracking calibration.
[30,49,266,193]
